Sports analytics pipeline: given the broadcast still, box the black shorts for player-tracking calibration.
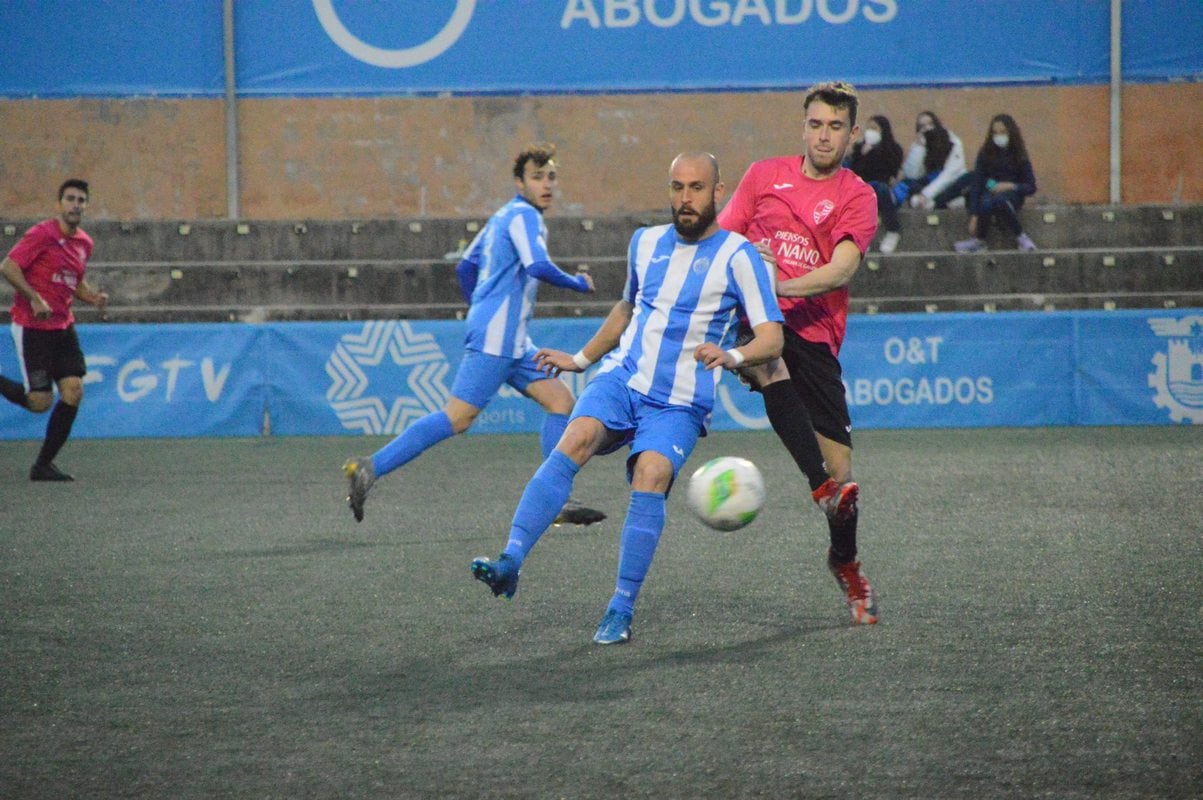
[13,324,87,393]
[779,328,853,447]
[739,324,853,447]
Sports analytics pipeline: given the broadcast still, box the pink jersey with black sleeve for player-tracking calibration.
[718,155,877,356]
[6,219,94,330]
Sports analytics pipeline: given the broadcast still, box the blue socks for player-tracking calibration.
[372,410,455,477]
[541,412,569,458]
[371,409,567,479]
[608,491,666,616]
[503,450,579,562]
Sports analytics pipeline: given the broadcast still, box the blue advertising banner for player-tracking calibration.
[0,323,266,439]
[2,311,1201,440]
[1076,312,1203,425]
[3,1,1200,97]
[837,313,1077,430]
[0,1,224,97]
[236,0,1112,95]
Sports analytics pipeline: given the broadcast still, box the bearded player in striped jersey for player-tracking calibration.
[471,152,784,645]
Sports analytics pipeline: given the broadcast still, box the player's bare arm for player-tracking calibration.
[776,239,862,298]
[533,348,575,376]
[695,321,783,371]
[76,279,108,309]
[535,299,633,376]
[1,256,52,319]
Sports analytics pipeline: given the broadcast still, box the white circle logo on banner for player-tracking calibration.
[312,0,475,68]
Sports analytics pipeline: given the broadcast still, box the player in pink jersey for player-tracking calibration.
[1,179,108,481]
[718,82,879,625]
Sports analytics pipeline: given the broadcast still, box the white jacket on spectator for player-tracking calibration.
[902,130,967,201]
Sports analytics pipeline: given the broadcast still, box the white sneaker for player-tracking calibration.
[910,194,933,210]
[954,237,987,253]
[879,231,901,254]
[1016,233,1037,252]
[947,197,966,209]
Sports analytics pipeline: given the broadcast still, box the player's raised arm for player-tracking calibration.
[526,259,594,293]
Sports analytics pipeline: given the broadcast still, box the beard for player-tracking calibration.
[672,197,717,239]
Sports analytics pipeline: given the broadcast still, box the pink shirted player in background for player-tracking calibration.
[718,81,880,625]
[1,178,108,481]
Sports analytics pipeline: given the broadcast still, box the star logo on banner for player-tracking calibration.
[325,321,451,435]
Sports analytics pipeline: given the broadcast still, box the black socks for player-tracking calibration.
[762,380,828,491]
[36,401,79,467]
[0,375,28,408]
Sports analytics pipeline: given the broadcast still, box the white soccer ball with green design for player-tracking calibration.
[687,456,765,531]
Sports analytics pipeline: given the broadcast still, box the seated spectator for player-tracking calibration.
[953,114,1039,253]
[894,111,967,210]
[848,114,904,253]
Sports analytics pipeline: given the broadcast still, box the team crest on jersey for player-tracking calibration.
[813,199,835,225]
[1147,315,1203,424]
[692,256,711,275]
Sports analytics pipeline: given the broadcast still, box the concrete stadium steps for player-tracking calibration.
[868,204,1203,252]
[4,204,1197,260]
[1,214,665,263]
[1,204,1199,322]
[857,247,1203,298]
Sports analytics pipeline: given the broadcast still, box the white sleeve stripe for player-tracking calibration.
[509,214,535,266]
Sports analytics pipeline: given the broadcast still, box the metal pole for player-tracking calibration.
[1109,0,1121,204]
[224,0,240,219]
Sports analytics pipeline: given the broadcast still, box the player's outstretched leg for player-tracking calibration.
[540,413,605,526]
[470,554,521,600]
[827,548,878,625]
[343,457,376,523]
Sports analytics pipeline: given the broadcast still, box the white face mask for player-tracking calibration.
[993,134,1009,148]
[863,128,882,146]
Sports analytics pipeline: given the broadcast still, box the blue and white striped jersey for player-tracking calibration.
[460,195,555,358]
[595,224,784,413]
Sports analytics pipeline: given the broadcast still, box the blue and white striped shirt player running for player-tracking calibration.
[594,222,782,419]
[459,194,589,358]
[342,143,603,528]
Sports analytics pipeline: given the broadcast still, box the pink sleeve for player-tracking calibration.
[717,163,761,235]
[829,182,878,255]
[6,224,49,269]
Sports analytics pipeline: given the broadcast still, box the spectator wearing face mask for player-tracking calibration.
[847,114,905,253]
[894,111,967,210]
[953,114,1039,253]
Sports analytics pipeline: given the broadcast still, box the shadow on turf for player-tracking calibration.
[326,615,848,714]
[205,538,381,558]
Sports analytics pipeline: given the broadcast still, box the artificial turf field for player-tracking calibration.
[2,426,1200,799]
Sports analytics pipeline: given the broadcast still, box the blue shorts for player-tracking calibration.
[572,372,706,484]
[450,347,552,409]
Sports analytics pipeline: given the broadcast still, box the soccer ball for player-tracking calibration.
[687,456,766,531]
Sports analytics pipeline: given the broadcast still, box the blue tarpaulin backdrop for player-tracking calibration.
[1,1,1200,97]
